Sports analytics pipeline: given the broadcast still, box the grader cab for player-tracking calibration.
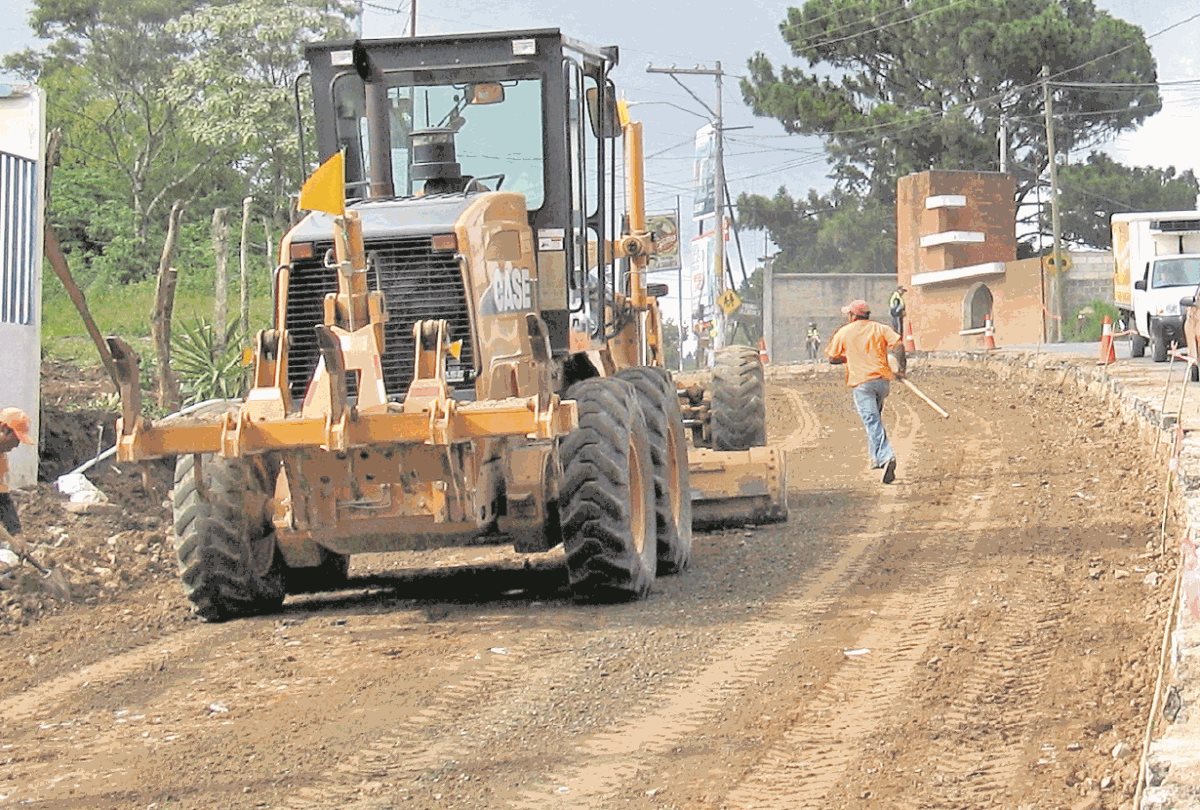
[107,29,786,621]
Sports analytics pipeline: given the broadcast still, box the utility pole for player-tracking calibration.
[998,113,1008,174]
[1042,65,1064,342]
[646,61,726,353]
[410,0,417,36]
[676,194,685,371]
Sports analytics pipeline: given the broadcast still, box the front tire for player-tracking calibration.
[711,345,767,450]
[560,378,657,602]
[173,454,285,621]
[1151,321,1168,362]
[617,367,693,575]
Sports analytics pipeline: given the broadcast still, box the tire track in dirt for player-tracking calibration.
[502,394,928,809]
[721,418,997,809]
[900,563,1070,807]
[277,629,573,810]
[279,381,898,809]
[0,616,574,808]
[0,626,218,727]
[777,387,822,455]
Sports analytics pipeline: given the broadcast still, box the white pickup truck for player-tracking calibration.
[1113,211,1200,362]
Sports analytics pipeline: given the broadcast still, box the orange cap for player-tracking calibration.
[0,408,34,444]
[841,299,870,317]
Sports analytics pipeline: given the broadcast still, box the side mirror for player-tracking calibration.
[1181,296,1196,308]
[585,86,621,139]
[1134,279,1147,291]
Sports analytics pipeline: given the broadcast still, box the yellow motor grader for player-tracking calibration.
[107,29,786,620]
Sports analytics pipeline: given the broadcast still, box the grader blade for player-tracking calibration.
[689,446,788,529]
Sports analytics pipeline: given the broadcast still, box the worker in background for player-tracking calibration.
[0,408,34,535]
[827,300,906,484]
[806,321,821,361]
[889,285,907,335]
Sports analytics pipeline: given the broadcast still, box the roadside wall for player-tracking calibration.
[0,86,44,488]
[767,273,895,363]
[1064,250,1115,321]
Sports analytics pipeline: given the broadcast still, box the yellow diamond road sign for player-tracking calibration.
[718,289,742,315]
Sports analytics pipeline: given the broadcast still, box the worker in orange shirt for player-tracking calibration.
[0,408,34,535]
[826,299,906,484]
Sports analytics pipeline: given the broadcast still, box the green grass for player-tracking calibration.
[42,271,274,368]
[1065,299,1120,343]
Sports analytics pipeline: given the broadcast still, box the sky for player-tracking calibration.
[1,0,1198,337]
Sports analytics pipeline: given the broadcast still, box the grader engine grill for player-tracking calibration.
[285,235,476,402]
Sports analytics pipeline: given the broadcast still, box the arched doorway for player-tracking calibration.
[963,283,993,331]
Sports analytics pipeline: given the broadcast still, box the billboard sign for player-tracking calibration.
[646,212,680,272]
[692,124,716,221]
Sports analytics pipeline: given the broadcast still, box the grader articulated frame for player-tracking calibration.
[108,29,785,620]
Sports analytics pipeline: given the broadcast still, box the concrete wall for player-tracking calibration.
[767,273,895,363]
[0,87,44,488]
[896,170,1037,350]
[1063,250,1114,319]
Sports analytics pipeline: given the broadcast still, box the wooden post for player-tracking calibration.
[151,201,185,410]
[264,217,275,271]
[212,207,230,352]
[239,197,253,349]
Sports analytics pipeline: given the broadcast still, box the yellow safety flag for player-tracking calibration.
[298,151,345,216]
[448,340,463,360]
[616,99,631,128]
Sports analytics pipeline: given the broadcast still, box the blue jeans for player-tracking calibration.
[852,378,895,469]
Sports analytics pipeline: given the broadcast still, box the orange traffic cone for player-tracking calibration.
[758,336,770,365]
[984,314,997,351]
[903,320,916,353]
[1097,315,1116,365]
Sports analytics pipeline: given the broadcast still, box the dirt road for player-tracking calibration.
[0,368,1174,808]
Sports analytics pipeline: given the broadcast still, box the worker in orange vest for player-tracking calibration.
[0,408,34,535]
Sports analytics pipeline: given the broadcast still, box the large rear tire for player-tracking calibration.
[173,454,285,621]
[560,378,657,601]
[617,367,693,574]
[711,345,767,450]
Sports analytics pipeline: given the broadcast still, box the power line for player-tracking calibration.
[798,0,969,50]
[1049,9,1200,82]
[1052,78,1200,89]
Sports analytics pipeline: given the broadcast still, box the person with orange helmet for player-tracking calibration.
[0,408,34,535]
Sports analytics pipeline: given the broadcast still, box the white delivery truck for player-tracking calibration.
[1113,211,1200,362]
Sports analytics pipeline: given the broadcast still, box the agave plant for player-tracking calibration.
[172,317,244,405]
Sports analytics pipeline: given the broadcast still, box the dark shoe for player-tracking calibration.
[882,459,897,484]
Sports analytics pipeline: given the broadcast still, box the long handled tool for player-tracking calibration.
[0,527,71,599]
[900,378,950,419]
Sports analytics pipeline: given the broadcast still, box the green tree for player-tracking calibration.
[6,0,232,280]
[737,0,1161,273]
[165,0,354,228]
[1052,153,1199,249]
[7,0,355,282]
[737,188,893,274]
[661,317,681,370]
